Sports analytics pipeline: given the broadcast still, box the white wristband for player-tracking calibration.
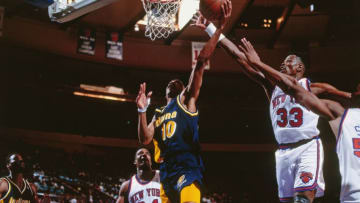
[138,98,151,113]
[205,23,225,41]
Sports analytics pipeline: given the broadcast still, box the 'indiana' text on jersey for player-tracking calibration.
[153,95,202,167]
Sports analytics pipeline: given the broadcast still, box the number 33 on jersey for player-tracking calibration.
[270,78,320,144]
[153,95,200,164]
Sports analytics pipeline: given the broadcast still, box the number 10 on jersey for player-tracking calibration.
[161,121,177,141]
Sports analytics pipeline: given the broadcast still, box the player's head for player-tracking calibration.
[166,79,185,99]
[280,55,305,79]
[134,148,152,170]
[6,153,25,174]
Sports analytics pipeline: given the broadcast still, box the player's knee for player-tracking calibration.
[293,195,310,203]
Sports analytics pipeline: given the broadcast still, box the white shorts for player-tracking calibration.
[276,137,325,202]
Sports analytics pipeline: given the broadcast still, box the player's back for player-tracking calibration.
[0,177,35,203]
[336,108,360,202]
[128,171,161,203]
[270,78,320,144]
[153,95,203,177]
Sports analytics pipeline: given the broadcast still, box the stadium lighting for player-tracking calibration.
[73,92,132,102]
[134,24,139,32]
[48,0,118,23]
[73,84,133,102]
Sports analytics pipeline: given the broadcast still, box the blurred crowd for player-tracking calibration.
[0,145,233,203]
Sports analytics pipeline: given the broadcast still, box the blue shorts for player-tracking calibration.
[161,168,203,202]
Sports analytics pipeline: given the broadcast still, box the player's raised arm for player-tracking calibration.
[310,82,352,107]
[238,38,308,93]
[238,38,346,120]
[136,82,155,145]
[116,180,130,203]
[181,0,232,112]
[191,11,274,100]
[292,89,341,121]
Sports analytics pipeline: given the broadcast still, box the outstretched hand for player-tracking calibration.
[190,11,209,30]
[219,0,232,30]
[238,38,261,65]
[136,83,152,110]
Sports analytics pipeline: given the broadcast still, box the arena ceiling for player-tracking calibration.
[2,0,359,46]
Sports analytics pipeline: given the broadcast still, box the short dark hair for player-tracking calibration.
[134,147,150,160]
[167,79,185,98]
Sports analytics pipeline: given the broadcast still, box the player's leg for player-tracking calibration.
[294,191,315,203]
[276,149,295,202]
[180,182,201,203]
[293,139,325,203]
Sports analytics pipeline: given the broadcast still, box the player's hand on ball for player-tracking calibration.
[190,11,209,30]
[219,0,232,29]
[238,38,261,65]
[136,82,152,110]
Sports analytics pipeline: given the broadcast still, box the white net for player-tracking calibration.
[141,0,181,41]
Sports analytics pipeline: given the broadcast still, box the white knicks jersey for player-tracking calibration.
[336,108,360,202]
[270,78,320,144]
[128,170,161,203]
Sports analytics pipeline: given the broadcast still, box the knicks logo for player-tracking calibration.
[300,172,313,184]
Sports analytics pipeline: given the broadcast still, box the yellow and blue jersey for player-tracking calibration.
[0,177,35,203]
[153,95,204,201]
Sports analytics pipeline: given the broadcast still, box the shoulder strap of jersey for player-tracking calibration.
[126,176,134,203]
[155,106,166,114]
[0,177,11,201]
[176,95,198,117]
[24,179,34,196]
[337,108,349,143]
[298,78,311,92]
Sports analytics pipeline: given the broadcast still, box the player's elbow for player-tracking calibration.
[139,135,152,145]
[141,139,152,146]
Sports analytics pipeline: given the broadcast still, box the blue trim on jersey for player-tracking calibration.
[337,109,349,147]
[306,79,311,92]
[279,197,293,202]
[135,174,152,185]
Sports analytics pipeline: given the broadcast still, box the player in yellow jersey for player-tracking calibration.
[0,153,48,203]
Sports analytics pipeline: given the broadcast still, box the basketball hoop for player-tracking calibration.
[141,0,181,40]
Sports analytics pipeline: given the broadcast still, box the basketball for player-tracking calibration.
[200,0,225,21]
